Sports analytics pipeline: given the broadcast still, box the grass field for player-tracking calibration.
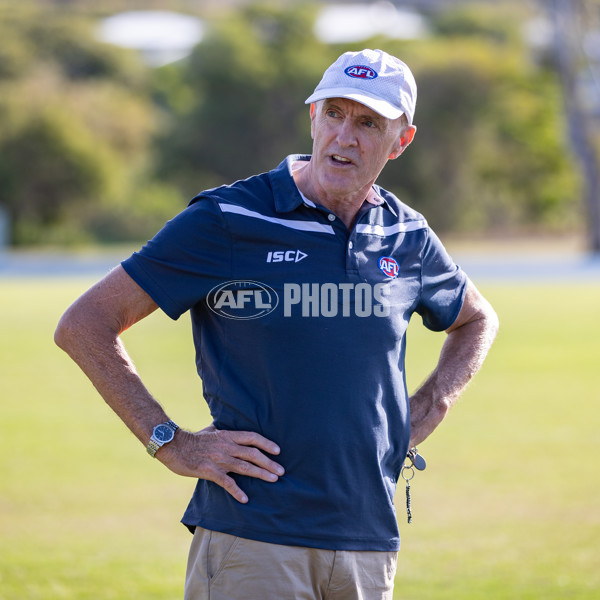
[1,276,599,599]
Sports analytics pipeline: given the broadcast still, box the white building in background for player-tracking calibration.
[96,11,205,67]
[314,2,429,44]
[96,4,428,68]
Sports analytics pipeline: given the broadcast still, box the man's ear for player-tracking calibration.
[309,103,317,139]
[388,125,417,160]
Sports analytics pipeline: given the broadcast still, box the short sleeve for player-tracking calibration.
[121,196,231,320]
[415,228,467,331]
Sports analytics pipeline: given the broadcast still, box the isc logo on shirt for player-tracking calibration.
[344,65,378,80]
[266,250,308,263]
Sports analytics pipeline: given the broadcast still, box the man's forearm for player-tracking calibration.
[409,282,499,448]
[55,309,167,447]
[54,268,168,447]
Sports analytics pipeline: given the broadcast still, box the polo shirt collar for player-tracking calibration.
[270,155,397,217]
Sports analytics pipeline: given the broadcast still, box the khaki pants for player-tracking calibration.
[184,527,398,600]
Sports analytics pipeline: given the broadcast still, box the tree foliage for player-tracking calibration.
[377,34,580,232]
[0,6,181,245]
[154,3,332,197]
[377,4,580,233]
[156,2,580,235]
[0,1,583,245]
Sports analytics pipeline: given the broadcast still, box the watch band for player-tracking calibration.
[146,438,161,457]
[146,420,179,457]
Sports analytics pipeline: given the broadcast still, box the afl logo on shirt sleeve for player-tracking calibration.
[378,257,399,278]
[344,65,378,80]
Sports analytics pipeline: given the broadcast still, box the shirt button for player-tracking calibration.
[327,214,336,222]
[348,241,354,249]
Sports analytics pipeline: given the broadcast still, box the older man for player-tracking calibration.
[55,49,498,599]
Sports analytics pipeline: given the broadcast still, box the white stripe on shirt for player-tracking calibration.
[219,203,335,235]
[356,220,427,237]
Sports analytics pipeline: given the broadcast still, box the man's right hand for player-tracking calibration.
[157,424,285,503]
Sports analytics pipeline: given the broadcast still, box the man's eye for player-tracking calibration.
[326,110,338,118]
[365,120,377,129]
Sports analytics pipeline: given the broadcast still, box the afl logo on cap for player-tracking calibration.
[345,65,378,80]
[378,257,399,278]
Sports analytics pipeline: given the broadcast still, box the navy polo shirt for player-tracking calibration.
[121,155,467,551]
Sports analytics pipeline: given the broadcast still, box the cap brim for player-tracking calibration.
[305,87,405,121]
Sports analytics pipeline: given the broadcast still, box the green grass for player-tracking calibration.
[1,277,599,599]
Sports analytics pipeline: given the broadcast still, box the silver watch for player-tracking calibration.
[146,420,179,457]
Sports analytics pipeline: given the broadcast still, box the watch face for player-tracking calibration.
[154,424,175,443]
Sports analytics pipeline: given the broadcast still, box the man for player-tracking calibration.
[55,49,498,599]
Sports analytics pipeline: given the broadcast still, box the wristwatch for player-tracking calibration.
[146,420,179,457]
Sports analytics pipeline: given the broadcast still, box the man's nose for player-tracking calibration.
[336,120,358,147]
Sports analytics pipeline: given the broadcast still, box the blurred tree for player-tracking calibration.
[0,8,145,84]
[0,26,36,80]
[375,4,580,234]
[154,3,332,198]
[0,7,182,245]
[154,1,580,236]
[433,3,522,45]
[549,0,600,252]
[0,102,115,244]
[0,1,584,244]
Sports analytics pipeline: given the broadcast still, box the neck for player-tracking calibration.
[292,161,371,230]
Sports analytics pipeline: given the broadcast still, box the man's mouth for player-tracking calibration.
[331,154,353,165]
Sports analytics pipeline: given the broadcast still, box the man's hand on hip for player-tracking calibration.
[157,424,285,503]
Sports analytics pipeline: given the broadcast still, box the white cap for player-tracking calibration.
[305,49,417,124]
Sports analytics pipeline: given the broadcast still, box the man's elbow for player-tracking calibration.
[54,309,78,354]
[468,280,500,342]
[54,300,94,355]
[447,282,499,341]
[482,302,500,343]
